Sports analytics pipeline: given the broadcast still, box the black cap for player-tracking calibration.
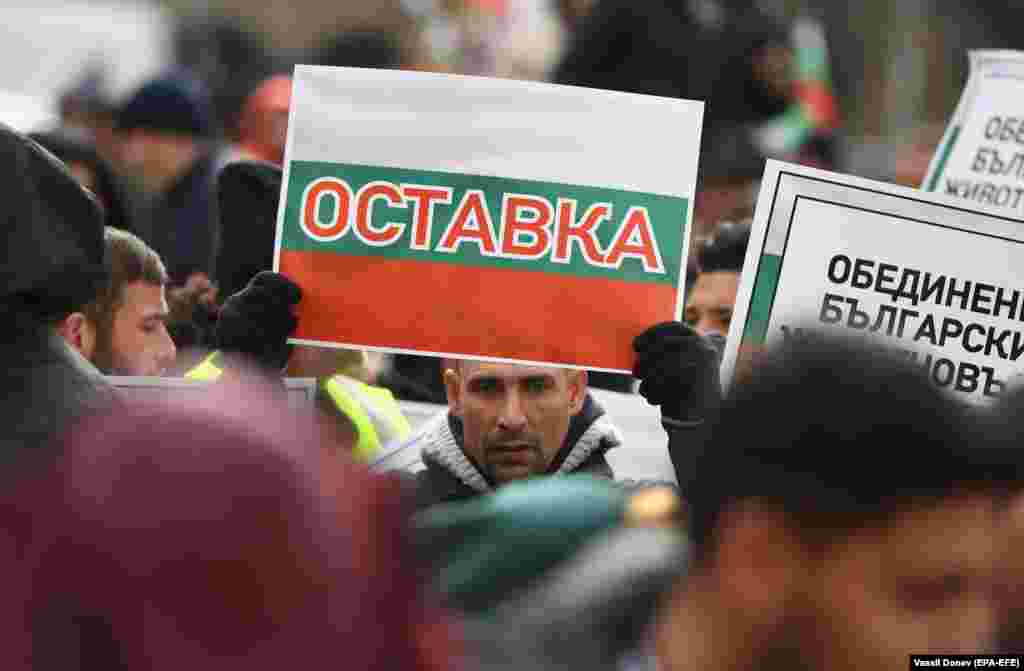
[0,123,105,321]
[115,73,213,137]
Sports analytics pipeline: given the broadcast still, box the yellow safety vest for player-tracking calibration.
[185,351,411,460]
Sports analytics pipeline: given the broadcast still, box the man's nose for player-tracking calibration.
[497,390,528,432]
[156,325,176,373]
[694,317,716,337]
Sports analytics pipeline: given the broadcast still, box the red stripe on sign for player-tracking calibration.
[279,250,678,371]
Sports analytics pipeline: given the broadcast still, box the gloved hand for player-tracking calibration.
[632,322,724,427]
[215,271,302,372]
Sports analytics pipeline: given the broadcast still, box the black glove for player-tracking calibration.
[632,322,724,427]
[215,271,302,372]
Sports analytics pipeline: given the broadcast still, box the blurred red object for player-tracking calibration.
[237,75,292,165]
[1,377,457,670]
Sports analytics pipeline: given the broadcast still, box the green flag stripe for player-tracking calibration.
[925,125,960,193]
[743,254,783,345]
[281,161,686,286]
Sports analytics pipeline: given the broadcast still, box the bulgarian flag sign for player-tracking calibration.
[275,66,704,372]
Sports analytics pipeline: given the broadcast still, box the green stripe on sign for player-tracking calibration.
[280,161,686,286]
[742,254,783,345]
[925,125,960,193]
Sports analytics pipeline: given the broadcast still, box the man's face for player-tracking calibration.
[780,497,1002,671]
[444,362,586,484]
[106,280,175,376]
[117,130,170,194]
[685,270,740,336]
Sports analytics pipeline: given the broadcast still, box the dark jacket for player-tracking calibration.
[0,323,111,465]
[146,148,221,284]
[411,394,623,509]
[0,121,110,462]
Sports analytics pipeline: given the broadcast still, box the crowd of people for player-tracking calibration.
[3,1,1024,669]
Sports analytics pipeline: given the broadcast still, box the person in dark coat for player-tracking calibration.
[114,72,224,286]
[0,122,110,461]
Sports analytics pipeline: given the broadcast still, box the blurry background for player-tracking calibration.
[9,0,1023,182]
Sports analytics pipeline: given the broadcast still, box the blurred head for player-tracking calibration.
[9,378,455,670]
[59,227,174,376]
[658,337,1019,671]
[685,221,750,336]
[1,125,106,332]
[114,73,212,193]
[693,126,764,240]
[313,30,403,70]
[29,129,133,233]
[236,74,291,165]
[444,360,587,485]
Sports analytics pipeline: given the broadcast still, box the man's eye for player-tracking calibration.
[524,379,549,393]
[898,575,966,613]
[474,380,499,394]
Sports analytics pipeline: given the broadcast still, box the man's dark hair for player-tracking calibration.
[697,220,751,274]
[684,335,1019,560]
[82,227,167,372]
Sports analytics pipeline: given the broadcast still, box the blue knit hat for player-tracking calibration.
[116,72,213,137]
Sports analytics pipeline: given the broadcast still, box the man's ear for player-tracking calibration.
[443,366,463,417]
[568,369,587,414]
[57,312,96,360]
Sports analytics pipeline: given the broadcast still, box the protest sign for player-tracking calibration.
[274,65,703,373]
[923,50,1024,219]
[723,160,1024,404]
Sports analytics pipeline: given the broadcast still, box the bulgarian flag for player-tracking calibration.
[275,66,704,373]
[753,15,841,163]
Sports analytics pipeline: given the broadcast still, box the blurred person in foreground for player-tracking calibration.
[4,358,456,669]
[0,122,110,456]
[56,226,176,376]
[417,475,687,671]
[114,71,223,286]
[654,336,1021,671]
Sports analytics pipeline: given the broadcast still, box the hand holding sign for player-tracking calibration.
[217,271,303,372]
[633,322,723,427]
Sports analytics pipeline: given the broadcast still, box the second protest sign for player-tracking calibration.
[724,160,1024,404]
